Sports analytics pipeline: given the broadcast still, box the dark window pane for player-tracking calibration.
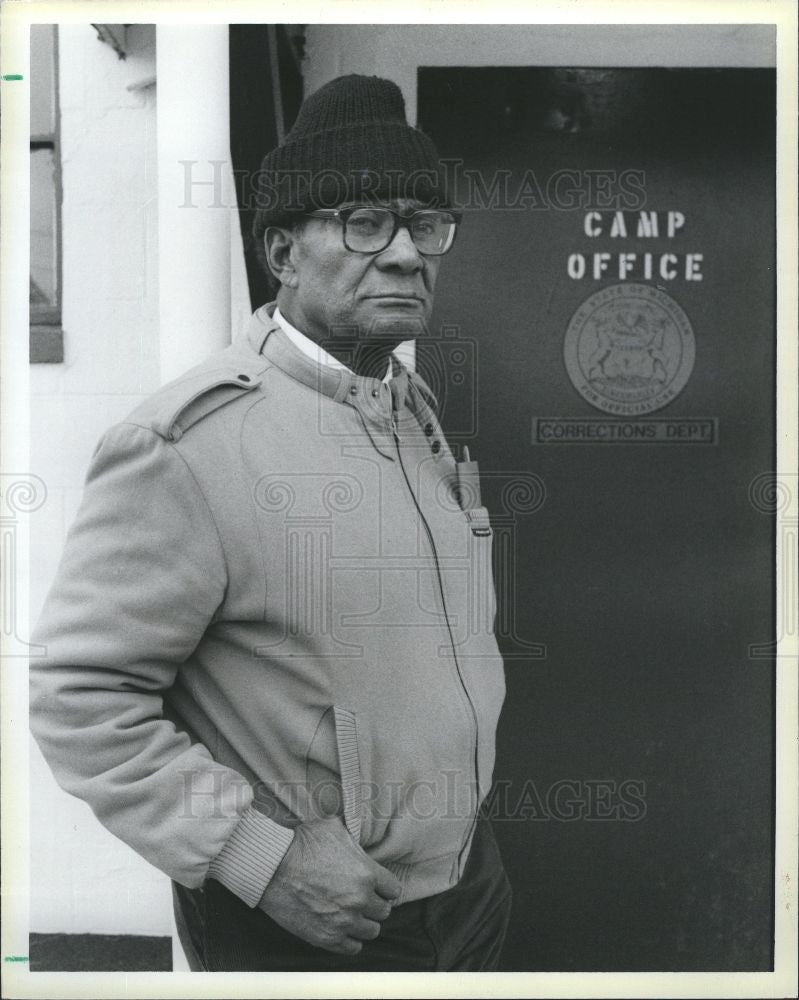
[30,147,58,310]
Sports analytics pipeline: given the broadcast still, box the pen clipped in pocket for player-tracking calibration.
[455,445,482,511]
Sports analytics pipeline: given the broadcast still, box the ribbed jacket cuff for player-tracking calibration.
[207,806,295,908]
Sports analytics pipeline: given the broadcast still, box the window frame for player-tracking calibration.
[29,24,64,363]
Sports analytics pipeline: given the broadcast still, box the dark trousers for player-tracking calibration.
[173,818,512,972]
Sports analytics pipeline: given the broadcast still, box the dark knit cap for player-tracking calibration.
[252,74,448,241]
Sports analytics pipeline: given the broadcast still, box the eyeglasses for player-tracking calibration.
[302,206,462,256]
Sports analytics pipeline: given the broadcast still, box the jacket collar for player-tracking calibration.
[240,303,439,417]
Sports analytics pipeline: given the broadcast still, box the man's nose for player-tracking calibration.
[376,224,423,271]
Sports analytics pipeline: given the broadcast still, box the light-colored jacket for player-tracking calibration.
[30,305,506,908]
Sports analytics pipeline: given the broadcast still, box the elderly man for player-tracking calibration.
[30,74,510,972]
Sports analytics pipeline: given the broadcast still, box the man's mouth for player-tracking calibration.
[363,294,425,302]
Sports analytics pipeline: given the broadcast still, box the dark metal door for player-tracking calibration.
[419,66,776,971]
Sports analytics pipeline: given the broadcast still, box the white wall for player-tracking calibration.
[29,21,249,942]
[29,24,172,937]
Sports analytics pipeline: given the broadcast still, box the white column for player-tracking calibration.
[156,25,231,384]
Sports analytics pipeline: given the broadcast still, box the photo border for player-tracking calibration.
[2,2,796,997]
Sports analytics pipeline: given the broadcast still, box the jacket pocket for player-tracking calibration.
[308,702,484,873]
[332,706,364,844]
[464,506,498,634]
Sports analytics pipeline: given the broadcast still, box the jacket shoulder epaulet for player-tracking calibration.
[126,349,271,443]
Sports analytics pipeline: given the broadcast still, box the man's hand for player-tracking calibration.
[257,815,402,955]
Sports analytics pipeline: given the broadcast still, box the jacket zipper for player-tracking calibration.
[390,408,480,865]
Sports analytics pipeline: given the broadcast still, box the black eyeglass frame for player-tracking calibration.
[301,206,463,256]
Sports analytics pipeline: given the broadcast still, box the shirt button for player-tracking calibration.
[349,386,358,395]
[431,440,441,454]
[371,388,380,397]
[424,423,434,436]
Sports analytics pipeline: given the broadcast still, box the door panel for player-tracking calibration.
[419,66,775,971]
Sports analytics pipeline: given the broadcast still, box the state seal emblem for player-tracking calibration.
[563,284,696,415]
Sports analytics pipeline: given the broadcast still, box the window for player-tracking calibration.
[30,24,63,363]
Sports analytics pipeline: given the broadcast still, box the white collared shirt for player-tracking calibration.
[274,306,394,383]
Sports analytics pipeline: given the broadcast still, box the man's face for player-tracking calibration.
[279,199,443,347]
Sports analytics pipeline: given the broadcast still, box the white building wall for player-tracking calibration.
[29,24,171,936]
[29,21,249,942]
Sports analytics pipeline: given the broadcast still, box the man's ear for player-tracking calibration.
[264,226,301,289]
